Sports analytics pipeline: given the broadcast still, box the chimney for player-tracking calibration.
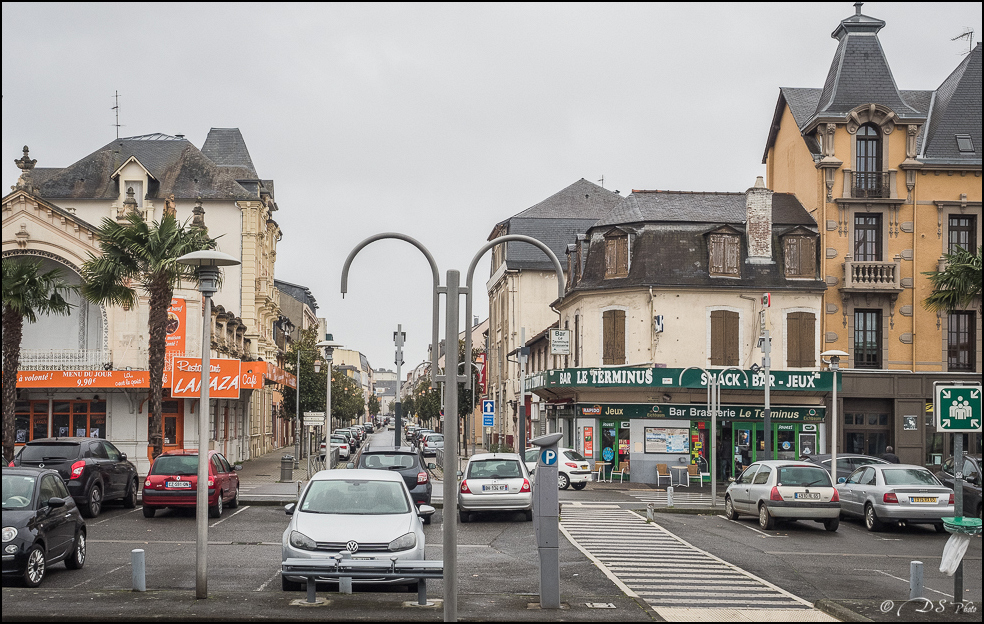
[745,176,774,264]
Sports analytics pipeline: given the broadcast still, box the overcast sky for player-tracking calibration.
[3,2,981,374]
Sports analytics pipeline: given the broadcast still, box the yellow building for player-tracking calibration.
[762,6,981,465]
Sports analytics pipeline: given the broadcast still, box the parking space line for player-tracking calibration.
[69,564,125,590]
[716,514,789,538]
[90,507,143,525]
[858,569,954,599]
[209,505,250,528]
[255,569,282,591]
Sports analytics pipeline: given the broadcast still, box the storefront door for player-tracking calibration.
[148,399,184,461]
[727,422,806,474]
[844,411,890,456]
[600,420,618,473]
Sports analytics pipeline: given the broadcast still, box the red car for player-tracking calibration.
[142,449,241,518]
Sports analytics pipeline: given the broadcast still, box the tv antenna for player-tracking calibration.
[951,29,974,55]
[597,175,605,188]
[112,90,123,139]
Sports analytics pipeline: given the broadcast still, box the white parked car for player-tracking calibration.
[320,435,351,461]
[724,460,840,531]
[524,447,592,490]
[457,453,533,523]
[281,469,434,591]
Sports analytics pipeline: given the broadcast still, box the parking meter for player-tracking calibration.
[530,432,563,609]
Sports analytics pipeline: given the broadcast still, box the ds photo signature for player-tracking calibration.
[880,598,977,617]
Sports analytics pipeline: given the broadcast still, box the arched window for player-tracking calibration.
[854,124,884,197]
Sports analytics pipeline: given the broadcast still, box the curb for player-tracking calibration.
[814,599,874,622]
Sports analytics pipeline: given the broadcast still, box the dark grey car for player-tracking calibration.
[936,455,982,518]
[350,446,433,522]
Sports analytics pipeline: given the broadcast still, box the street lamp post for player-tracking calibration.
[316,338,343,446]
[394,325,406,447]
[176,249,241,600]
[821,350,847,485]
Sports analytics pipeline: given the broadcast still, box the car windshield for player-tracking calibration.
[299,479,410,515]
[882,468,941,486]
[777,466,831,487]
[467,459,523,479]
[362,453,416,470]
[330,437,347,445]
[2,475,37,509]
[426,435,443,443]
[151,455,199,475]
[564,450,587,462]
[19,443,80,462]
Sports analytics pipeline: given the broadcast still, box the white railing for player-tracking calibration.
[18,349,111,370]
[843,260,901,290]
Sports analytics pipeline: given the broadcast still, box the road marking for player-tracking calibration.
[256,569,282,591]
[90,507,143,525]
[209,505,250,528]
[69,564,125,590]
[717,515,788,538]
[765,551,981,560]
[853,569,954,599]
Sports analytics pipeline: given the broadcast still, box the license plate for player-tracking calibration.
[482,484,508,492]
[166,481,192,488]
[794,492,820,500]
[911,497,936,504]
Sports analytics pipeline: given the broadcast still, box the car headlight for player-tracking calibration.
[2,527,16,543]
[387,532,417,552]
[289,530,317,551]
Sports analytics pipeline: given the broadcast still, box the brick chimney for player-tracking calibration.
[745,176,774,264]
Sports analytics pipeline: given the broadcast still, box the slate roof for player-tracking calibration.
[30,133,262,202]
[491,179,623,271]
[920,43,982,164]
[201,128,259,179]
[275,279,318,312]
[568,191,824,295]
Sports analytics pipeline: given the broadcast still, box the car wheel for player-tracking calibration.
[122,478,138,509]
[572,482,587,491]
[558,473,570,490]
[864,504,883,532]
[23,545,45,587]
[934,523,946,534]
[65,530,86,570]
[82,484,103,518]
[725,496,739,521]
[142,505,156,518]
[459,510,470,523]
[281,576,305,591]
[209,492,223,518]
[823,517,840,532]
[228,486,240,509]
[758,504,775,530]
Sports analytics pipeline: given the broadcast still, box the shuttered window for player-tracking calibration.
[710,310,739,366]
[783,236,816,278]
[709,234,740,276]
[603,310,626,365]
[786,312,816,367]
[605,233,629,278]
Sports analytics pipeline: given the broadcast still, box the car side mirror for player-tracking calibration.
[456,470,464,481]
[47,497,67,509]
[417,505,436,517]
[285,503,296,515]
[120,453,128,461]
[967,474,980,485]
[838,477,847,484]
[346,462,355,469]
[234,464,243,471]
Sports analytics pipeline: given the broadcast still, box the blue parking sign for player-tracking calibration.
[482,400,495,427]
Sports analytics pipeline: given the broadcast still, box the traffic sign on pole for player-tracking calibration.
[482,399,495,427]
[934,384,982,432]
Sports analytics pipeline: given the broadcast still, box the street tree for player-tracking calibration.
[923,245,983,314]
[2,258,76,459]
[81,212,214,459]
[367,394,380,417]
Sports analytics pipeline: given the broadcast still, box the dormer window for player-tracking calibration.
[604,230,629,279]
[783,233,817,278]
[708,233,740,277]
[955,134,975,153]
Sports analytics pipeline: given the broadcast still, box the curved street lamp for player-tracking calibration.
[175,249,240,600]
[315,339,344,441]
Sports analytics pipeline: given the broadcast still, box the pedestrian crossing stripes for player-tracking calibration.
[560,506,824,617]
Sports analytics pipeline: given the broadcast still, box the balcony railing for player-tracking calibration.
[18,350,112,371]
[850,171,891,198]
[843,260,902,291]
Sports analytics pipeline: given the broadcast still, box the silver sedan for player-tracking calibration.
[836,464,954,533]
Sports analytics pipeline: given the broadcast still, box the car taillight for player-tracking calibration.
[460,480,471,494]
[70,460,86,479]
[521,479,531,492]
[7,461,13,467]
[883,492,899,504]
[144,479,152,488]
[565,462,578,469]
[770,487,783,501]
[948,493,954,505]
[208,478,214,487]
[830,488,839,503]
[417,471,428,484]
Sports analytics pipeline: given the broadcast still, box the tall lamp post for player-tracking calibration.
[316,338,343,443]
[821,350,847,485]
[176,249,241,600]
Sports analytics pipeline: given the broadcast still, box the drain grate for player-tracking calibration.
[585,603,617,609]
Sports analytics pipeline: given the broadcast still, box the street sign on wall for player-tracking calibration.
[934,384,982,432]
[550,329,571,356]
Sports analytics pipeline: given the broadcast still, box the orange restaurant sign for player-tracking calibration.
[240,362,265,390]
[15,370,150,388]
[170,357,241,399]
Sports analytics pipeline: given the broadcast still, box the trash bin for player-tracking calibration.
[281,455,294,482]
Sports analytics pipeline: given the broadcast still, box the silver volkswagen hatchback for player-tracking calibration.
[457,453,533,522]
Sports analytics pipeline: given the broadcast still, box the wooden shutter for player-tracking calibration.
[787,312,802,367]
[615,236,628,276]
[787,312,816,367]
[709,236,725,275]
[784,237,800,277]
[710,310,725,365]
[724,310,739,365]
[603,310,625,365]
[724,237,739,275]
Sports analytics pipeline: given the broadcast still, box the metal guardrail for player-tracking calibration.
[435,448,444,470]
[283,557,443,605]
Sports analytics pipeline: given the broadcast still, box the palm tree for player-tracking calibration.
[923,245,983,314]
[81,212,215,459]
[2,258,76,460]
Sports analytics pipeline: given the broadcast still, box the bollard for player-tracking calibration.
[647,502,655,522]
[131,548,146,592]
[280,455,294,482]
[910,560,924,599]
[339,550,353,594]
[667,486,674,508]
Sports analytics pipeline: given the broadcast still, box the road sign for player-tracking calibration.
[540,448,557,466]
[934,384,982,432]
[482,399,495,427]
[303,411,326,426]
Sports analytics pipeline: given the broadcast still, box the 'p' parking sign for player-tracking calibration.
[540,448,558,466]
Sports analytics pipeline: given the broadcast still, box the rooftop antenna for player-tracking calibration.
[952,28,974,55]
[597,175,604,188]
[112,90,122,139]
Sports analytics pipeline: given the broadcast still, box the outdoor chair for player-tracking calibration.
[611,459,629,483]
[655,463,671,487]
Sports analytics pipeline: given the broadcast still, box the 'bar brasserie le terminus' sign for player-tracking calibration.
[527,367,838,392]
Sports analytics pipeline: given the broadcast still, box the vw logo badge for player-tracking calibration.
[39,464,44,469]
[346,540,359,553]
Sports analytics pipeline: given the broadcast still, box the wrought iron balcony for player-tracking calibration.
[842,259,902,291]
[850,171,891,199]
[18,350,112,371]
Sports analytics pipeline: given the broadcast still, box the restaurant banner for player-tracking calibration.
[577,402,825,423]
[529,367,838,392]
[15,370,150,388]
[165,298,187,355]
[170,357,242,399]
[240,362,266,390]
